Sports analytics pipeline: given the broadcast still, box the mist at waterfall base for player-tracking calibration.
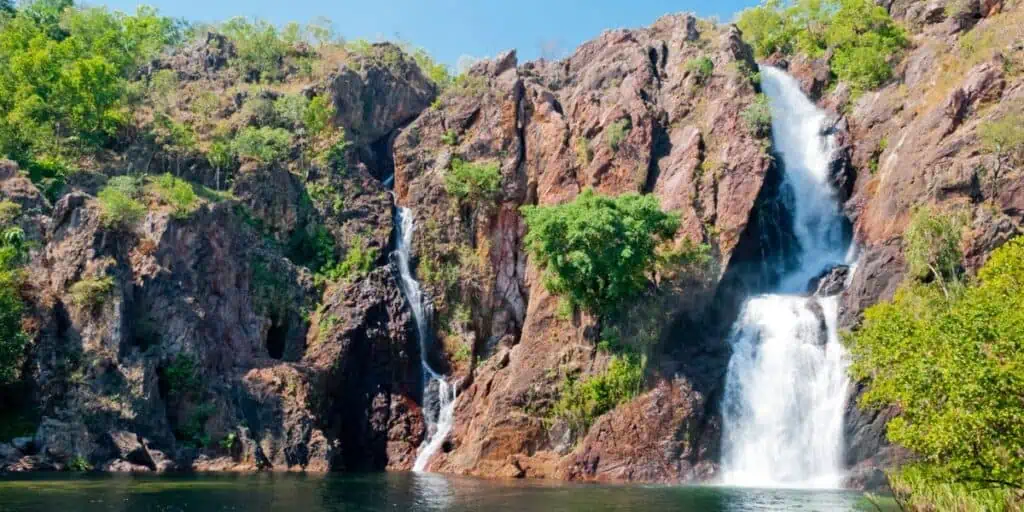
[391,207,457,472]
[719,66,855,489]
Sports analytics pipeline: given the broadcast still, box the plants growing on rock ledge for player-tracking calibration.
[605,118,631,152]
[741,94,772,137]
[552,352,645,433]
[443,158,501,203]
[521,189,686,317]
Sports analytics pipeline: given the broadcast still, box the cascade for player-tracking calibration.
[720,66,854,489]
[391,207,457,472]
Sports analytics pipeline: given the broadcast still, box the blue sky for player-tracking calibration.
[93,1,759,68]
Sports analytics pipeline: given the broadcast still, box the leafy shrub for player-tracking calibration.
[441,130,459,146]
[68,455,93,472]
[736,0,906,92]
[742,94,772,137]
[685,56,714,83]
[552,354,645,432]
[411,48,452,89]
[846,236,1024,497]
[521,190,680,316]
[444,158,501,202]
[315,237,378,285]
[0,201,22,226]
[303,95,335,138]
[904,208,963,290]
[69,276,115,308]
[274,94,309,129]
[231,127,293,165]
[152,174,198,219]
[605,118,631,152]
[575,137,593,167]
[164,355,201,397]
[287,224,335,273]
[97,186,146,229]
[220,17,290,82]
[446,74,488,98]
[0,269,28,386]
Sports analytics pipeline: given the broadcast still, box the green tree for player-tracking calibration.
[231,126,293,165]
[847,236,1024,498]
[0,230,28,386]
[521,190,681,316]
[219,17,289,82]
[736,0,906,92]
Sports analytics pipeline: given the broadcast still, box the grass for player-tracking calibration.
[889,466,1023,511]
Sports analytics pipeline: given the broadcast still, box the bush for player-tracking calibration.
[315,237,378,285]
[552,354,645,432]
[274,94,309,129]
[444,158,501,202]
[151,174,198,219]
[685,56,714,83]
[220,17,290,82]
[846,236,1024,497]
[441,130,459,146]
[163,355,201,397]
[904,207,963,290]
[575,137,593,167]
[521,189,680,316]
[97,185,146,229]
[303,95,334,138]
[69,275,115,308]
[0,200,22,226]
[742,94,772,137]
[0,269,27,386]
[231,126,293,165]
[605,118,631,152]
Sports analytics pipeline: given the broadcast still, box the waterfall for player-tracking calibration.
[720,67,853,489]
[391,207,457,472]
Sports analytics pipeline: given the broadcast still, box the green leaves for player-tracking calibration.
[521,189,681,317]
[736,0,906,92]
[231,126,293,165]
[443,158,500,203]
[552,353,645,433]
[847,236,1024,495]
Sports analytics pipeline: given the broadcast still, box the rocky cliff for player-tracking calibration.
[1,0,1021,488]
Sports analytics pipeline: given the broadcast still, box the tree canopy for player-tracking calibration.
[736,0,907,92]
[847,236,1024,495]
[521,190,682,316]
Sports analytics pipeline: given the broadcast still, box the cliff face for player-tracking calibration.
[1,0,1020,486]
[392,14,775,481]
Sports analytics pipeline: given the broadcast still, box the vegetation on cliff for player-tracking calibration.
[736,0,907,92]
[521,190,684,317]
[848,216,1024,508]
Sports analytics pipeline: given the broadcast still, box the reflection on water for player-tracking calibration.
[0,472,875,511]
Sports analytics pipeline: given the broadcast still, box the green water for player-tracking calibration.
[0,473,879,511]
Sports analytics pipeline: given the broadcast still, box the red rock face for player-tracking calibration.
[391,14,774,482]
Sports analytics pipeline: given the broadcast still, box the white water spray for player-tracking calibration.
[392,207,456,472]
[720,67,852,489]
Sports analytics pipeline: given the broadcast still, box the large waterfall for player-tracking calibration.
[720,67,853,489]
[392,207,457,472]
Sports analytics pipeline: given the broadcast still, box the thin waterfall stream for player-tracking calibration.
[391,207,456,472]
[720,67,855,489]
